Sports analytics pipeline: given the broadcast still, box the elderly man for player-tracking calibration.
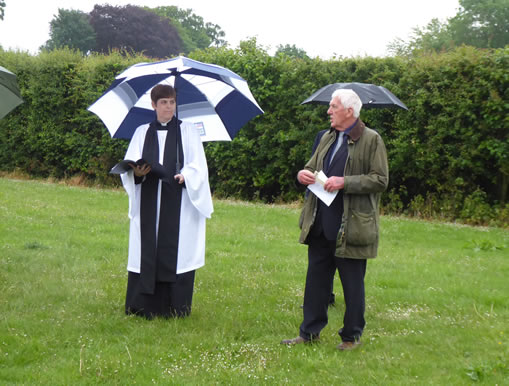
[282,89,388,350]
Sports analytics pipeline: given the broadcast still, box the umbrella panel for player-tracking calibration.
[114,107,156,139]
[0,67,23,119]
[0,85,23,119]
[126,73,172,98]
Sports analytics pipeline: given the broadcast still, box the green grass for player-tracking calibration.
[0,178,508,385]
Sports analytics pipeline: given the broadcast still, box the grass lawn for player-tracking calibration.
[0,178,507,384]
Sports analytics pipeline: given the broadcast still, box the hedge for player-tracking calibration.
[0,43,507,226]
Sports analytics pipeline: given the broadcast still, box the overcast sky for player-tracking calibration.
[0,0,461,58]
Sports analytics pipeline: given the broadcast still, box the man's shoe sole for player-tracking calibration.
[337,341,362,351]
[280,336,319,345]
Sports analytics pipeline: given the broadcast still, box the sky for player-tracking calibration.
[0,0,461,58]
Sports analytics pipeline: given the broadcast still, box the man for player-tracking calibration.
[120,84,213,319]
[282,89,388,350]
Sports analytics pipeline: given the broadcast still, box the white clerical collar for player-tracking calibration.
[158,119,172,126]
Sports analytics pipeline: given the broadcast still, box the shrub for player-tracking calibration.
[0,44,507,226]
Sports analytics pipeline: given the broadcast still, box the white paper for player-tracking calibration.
[307,170,337,206]
[314,170,328,185]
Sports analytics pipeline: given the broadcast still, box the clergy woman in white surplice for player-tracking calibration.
[120,84,213,319]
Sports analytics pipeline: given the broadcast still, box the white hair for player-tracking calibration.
[331,89,362,118]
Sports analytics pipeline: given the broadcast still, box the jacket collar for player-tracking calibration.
[328,119,365,142]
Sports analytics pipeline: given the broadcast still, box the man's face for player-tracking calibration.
[327,96,353,131]
[152,97,176,122]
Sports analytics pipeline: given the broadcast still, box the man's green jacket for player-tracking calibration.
[299,120,389,259]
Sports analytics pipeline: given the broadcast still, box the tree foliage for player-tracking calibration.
[275,44,309,59]
[388,0,509,56]
[148,6,226,54]
[89,4,182,58]
[41,5,225,57]
[42,9,96,54]
[388,18,454,56]
[0,0,5,20]
[449,0,509,48]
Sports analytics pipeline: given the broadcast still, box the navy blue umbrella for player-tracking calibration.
[88,56,264,141]
[301,82,408,110]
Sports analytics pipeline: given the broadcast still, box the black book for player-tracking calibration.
[110,159,171,183]
[109,159,147,174]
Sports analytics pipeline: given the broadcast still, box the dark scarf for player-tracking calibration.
[313,129,349,241]
[139,118,184,294]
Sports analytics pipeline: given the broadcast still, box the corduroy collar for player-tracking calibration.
[328,119,365,142]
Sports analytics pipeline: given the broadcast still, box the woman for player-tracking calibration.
[120,84,213,318]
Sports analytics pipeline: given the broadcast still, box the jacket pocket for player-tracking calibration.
[345,209,377,246]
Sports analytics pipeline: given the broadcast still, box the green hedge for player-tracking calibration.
[0,43,507,226]
[0,49,140,184]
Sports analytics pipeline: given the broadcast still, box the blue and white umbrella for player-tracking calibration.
[88,56,264,141]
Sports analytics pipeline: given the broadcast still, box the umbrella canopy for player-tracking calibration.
[301,82,408,110]
[88,56,264,141]
[0,66,23,120]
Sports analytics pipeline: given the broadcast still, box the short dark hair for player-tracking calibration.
[150,84,176,104]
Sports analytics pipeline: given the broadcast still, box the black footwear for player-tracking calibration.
[336,340,362,351]
[280,336,319,345]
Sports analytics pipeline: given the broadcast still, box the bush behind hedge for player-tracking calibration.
[0,44,507,226]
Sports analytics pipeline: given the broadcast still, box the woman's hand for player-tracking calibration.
[174,174,185,184]
[130,163,151,177]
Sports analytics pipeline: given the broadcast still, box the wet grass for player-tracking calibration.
[0,178,508,384]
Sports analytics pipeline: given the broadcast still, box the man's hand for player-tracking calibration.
[297,169,316,185]
[131,163,151,177]
[323,176,344,192]
[174,174,185,184]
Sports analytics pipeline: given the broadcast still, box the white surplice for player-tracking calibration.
[120,121,213,275]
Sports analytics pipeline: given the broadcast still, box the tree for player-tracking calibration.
[449,0,509,48]
[89,4,182,58]
[0,0,6,20]
[388,0,509,56]
[148,6,226,54]
[387,18,455,56]
[42,9,96,54]
[275,44,309,59]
